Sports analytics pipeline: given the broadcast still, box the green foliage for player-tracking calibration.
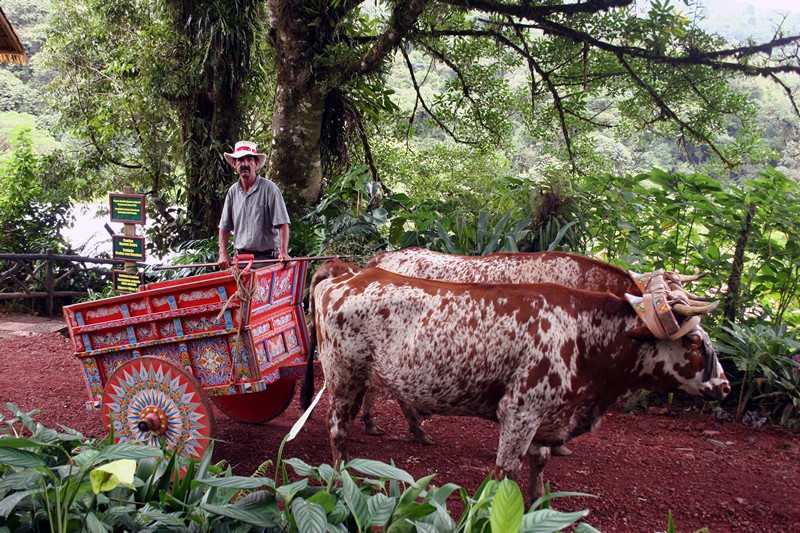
[0,71,41,114]
[0,403,164,532]
[714,323,800,426]
[79,284,118,302]
[0,396,597,532]
[576,168,800,327]
[297,165,396,260]
[0,129,72,253]
[418,208,532,256]
[149,238,222,280]
[42,0,183,206]
[300,164,537,258]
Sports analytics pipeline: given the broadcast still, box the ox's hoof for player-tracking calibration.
[413,432,436,446]
[364,424,386,436]
[551,445,573,456]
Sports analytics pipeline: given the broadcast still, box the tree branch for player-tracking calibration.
[615,53,733,166]
[769,72,800,117]
[437,0,634,18]
[513,17,800,77]
[352,0,430,75]
[417,41,503,144]
[508,24,576,171]
[400,46,478,145]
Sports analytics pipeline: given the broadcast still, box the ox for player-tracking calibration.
[300,259,729,500]
[361,248,647,446]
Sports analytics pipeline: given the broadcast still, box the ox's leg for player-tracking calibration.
[328,382,368,465]
[361,387,385,436]
[494,400,539,494]
[397,400,435,445]
[551,444,572,456]
[526,444,551,502]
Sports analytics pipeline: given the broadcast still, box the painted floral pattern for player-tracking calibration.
[103,359,211,461]
[189,338,232,386]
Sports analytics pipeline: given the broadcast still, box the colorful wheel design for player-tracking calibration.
[102,356,215,461]
[211,379,296,424]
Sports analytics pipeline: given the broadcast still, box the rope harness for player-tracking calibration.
[216,259,257,383]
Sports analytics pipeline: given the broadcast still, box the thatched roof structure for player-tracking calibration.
[0,7,27,65]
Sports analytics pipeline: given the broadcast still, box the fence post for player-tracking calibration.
[46,248,54,316]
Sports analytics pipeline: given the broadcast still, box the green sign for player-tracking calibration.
[109,193,146,225]
[112,235,145,261]
[113,270,143,293]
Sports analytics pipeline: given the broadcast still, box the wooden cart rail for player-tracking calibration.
[0,251,123,315]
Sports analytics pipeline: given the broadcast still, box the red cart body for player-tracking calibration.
[62,261,312,458]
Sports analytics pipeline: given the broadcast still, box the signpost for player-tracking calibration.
[110,187,146,293]
[109,193,146,225]
[113,270,144,292]
[112,235,145,262]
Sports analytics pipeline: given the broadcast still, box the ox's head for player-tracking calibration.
[627,321,730,401]
[626,270,730,401]
[670,325,730,400]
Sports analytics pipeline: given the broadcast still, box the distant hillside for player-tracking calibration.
[696,0,800,41]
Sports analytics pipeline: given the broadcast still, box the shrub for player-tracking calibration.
[714,322,800,426]
[0,396,598,532]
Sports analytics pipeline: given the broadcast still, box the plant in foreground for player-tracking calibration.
[1,391,598,531]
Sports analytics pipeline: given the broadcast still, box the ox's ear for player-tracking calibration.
[626,326,656,342]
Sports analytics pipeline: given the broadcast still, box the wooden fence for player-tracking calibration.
[0,251,125,315]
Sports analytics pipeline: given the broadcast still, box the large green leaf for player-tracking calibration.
[367,492,396,527]
[276,478,309,503]
[0,447,46,469]
[0,489,40,518]
[291,497,328,533]
[284,458,322,480]
[340,470,369,530]
[198,476,275,490]
[0,469,45,491]
[344,458,417,485]
[489,478,524,533]
[520,508,591,532]
[92,443,164,462]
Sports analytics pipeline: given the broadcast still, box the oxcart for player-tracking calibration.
[62,258,311,460]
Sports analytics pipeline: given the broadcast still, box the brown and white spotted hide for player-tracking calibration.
[366,247,641,295]
[302,260,730,500]
[360,248,643,442]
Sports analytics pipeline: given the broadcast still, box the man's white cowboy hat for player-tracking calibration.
[224,141,267,169]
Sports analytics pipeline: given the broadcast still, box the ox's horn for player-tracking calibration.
[666,272,707,284]
[672,300,719,316]
[667,289,715,303]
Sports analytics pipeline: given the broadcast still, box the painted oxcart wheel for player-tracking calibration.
[102,356,215,462]
[211,379,296,424]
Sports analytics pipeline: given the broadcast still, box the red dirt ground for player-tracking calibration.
[1,331,798,532]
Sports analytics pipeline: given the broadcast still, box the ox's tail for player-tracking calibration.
[299,258,362,410]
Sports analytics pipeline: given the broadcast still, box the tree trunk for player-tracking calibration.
[723,202,757,324]
[269,82,326,216]
[181,91,238,239]
[267,0,330,216]
[165,0,259,239]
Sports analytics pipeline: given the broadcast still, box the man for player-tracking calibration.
[218,141,291,268]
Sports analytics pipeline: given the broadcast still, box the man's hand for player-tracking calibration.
[278,250,292,269]
[218,250,232,269]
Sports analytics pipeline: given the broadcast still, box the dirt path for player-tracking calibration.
[1,331,798,532]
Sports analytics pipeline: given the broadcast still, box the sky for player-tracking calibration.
[751,0,797,13]
[701,0,799,15]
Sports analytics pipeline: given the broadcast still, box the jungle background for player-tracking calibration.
[1,0,799,430]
